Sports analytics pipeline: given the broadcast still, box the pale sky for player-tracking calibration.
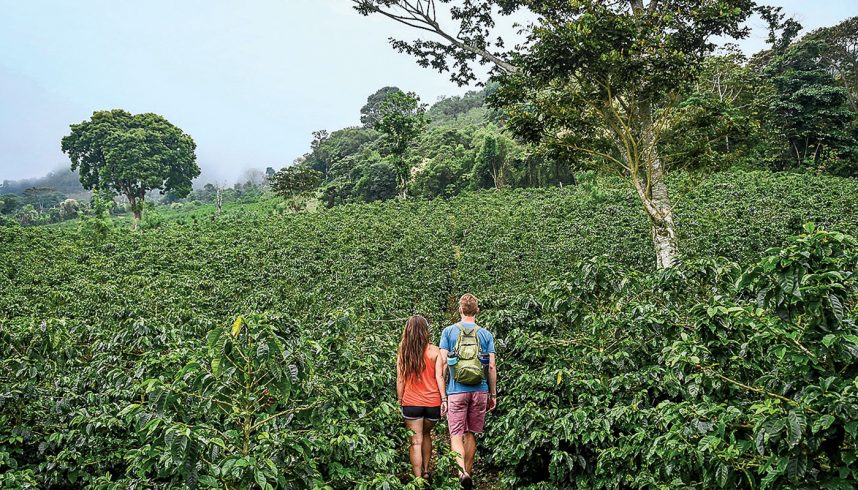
[1,0,856,184]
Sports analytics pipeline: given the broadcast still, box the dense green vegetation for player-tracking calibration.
[61,109,200,230]
[2,2,857,489]
[349,3,857,267]
[2,170,857,488]
[4,12,856,239]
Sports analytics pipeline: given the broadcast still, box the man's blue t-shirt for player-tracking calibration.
[439,321,495,394]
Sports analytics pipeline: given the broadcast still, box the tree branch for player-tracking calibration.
[353,0,518,74]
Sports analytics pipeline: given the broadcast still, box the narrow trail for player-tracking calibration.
[438,210,500,490]
[445,210,464,324]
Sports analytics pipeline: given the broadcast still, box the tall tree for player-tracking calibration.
[356,0,755,268]
[270,164,323,199]
[305,130,332,179]
[61,109,199,229]
[756,9,858,176]
[360,86,403,127]
[807,17,858,114]
[766,38,856,173]
[373,91,429,197]
[472,125,519,190]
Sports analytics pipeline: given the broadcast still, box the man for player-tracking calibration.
[438,293,497,489]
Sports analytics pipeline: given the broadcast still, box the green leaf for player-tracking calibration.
[829,294,844,322]
[755,428,767,455]
[255,469,267,488]
[812,415,836,434]
[787,411,802,448]
[197,475,218,488]
[117,403,140,418]
[716,462,730,487]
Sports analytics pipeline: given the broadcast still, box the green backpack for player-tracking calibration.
[452,323,485,385]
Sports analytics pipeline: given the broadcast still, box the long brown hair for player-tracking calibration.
[397,315,430,382]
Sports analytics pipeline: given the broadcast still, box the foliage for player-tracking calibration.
[77,189,114,240]
[361,86,404,128]
[274,82,577,208]
[373,91,429,196]
[670,10,858,178]
[661,46,765,171]
[471,125,522,190]
[353,160,400,203]
[804,16,858,114]
[494,0,756,267]
[483,226,858,488]
[353,1,516,85]
[270,164,323,199]
[1,169,857,488]
[61,109,200,228]
[121,314,313,488]
[764,36,857,175]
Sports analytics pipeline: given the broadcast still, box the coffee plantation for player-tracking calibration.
[1,170,857,488]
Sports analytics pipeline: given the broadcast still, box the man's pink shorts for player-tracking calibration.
[447,391,488,435]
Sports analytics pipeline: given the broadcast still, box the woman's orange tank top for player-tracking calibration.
[401,348,442,407]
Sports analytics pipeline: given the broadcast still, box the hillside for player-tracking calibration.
[1,169,857,488]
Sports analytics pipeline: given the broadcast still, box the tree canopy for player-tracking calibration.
[357,0,756,268]
[373,90,429,196]
[61,109,199,229]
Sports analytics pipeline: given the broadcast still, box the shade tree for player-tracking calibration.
[61,109,199,230]
[373,90,429,197]
[360,86,404,128]
[356,0,756,268]
[270,164,323,199]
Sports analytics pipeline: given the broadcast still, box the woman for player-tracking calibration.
[397,315,445,480]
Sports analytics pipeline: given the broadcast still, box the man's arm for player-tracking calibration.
[436,349,448,415]
[487,353,497,411]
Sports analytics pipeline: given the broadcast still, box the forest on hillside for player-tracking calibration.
[2,12,856,233]
[269,12,858,207]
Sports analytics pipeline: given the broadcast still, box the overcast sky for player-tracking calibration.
[1,0,856,184]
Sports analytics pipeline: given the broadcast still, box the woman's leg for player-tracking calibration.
[421,419,435,475]
[405,418,425,477]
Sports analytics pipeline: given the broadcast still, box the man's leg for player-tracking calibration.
[405,418,425,477]
[447,394,469,476]
[421,419,435,475]
[464,432,477,475]
[464,392,488,476]
[449,433,467,474]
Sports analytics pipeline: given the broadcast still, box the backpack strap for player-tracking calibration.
[454,323,481,355]
[453,322,464,355]
[473,325,482,355]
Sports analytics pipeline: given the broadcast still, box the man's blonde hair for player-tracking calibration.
[459,293,479,317]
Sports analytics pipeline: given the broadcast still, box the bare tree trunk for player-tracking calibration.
[649,156,679,269]
[639,101,679,269]
[127,193,142,231]
[399,174,408,199]
[132,208,142,231]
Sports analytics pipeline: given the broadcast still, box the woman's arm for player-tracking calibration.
[396,356,405,404]
[436,349,448,415]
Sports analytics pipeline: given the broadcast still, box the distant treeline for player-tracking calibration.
[0,167,272,227]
